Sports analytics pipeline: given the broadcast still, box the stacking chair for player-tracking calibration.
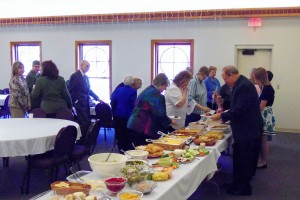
[21,125,77,194]
[71,120,101,169]
[29,108,47,118]
[55,109,74,121]
[95,102,114,141]
[0,95,10,118]
[2,88,9,94]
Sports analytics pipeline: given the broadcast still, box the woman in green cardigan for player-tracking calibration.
[31,60,72,118]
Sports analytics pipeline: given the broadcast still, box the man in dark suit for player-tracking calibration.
[26,60,41,109]
[69,60,101,143]
[212,65,263,196]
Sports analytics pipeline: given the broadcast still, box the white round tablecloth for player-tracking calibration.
[0,118,81,157]
[0,94,8,106]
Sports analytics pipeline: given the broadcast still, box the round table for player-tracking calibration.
[0,118,82,157]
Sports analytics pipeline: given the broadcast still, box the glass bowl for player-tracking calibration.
[104,177,127,196]
[132,180,157,194]
[117,190,143,200]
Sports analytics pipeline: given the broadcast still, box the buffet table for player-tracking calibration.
[35,131,232,200]
[0,118,81,157]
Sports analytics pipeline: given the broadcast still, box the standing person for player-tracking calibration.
[249,68,262,95]
[185,66,210,126]
[165,70,192,130]
[253,68,276,169]
[111,76,142,151]
[8,61,31,118]
[69,60,101,144]
[26,60,41,109]
[216,83,231,112]
[204,66,221,110]
[212,66,263,196]
[26,60,41,93]
[31,60,72,118]
[127,73,177,147]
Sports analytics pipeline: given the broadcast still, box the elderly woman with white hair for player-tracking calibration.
[127,73,178,147]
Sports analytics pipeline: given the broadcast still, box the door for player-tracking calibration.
[235,45,272,78]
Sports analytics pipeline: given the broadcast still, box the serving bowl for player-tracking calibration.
[125,150,149,160]
[104,177,127,196]
[117,190,143,200]
[88,153,128,177]
[132,180,157,194]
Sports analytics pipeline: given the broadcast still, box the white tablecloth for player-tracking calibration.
[0,118,81,157]
[0,94,8,106]
[37,132,232,200]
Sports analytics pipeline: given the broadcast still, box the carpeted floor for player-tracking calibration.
[0,129,299,200]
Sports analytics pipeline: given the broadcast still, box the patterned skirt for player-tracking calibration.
[262,106,276,135]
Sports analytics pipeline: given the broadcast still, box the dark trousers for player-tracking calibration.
[185,113,201,126]
[113,116,131,152]
[232,138,261,189]
[75,104,91,144]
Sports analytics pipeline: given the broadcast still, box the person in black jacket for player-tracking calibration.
[212,65,263,196]
[69,60,102,143]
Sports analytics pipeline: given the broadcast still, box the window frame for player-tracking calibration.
[151,39,194,81]
[75,40,112,98]
[10,41,42,66]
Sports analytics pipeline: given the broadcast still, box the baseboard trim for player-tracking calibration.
[276,128,300,133]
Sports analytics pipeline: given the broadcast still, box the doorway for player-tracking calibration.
[235,45,273,78]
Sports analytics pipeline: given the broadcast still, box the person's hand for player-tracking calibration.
[211,113,221,121]
[203,107,211,113]
[217,108,223,113]
[216,96,223,104]
[181,86,188,95]
[171,119,178,126]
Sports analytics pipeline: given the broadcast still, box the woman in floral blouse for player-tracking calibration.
[8,61,30,118]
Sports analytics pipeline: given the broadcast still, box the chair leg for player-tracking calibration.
[25,168,32,194]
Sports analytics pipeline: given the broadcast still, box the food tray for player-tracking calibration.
[51,181,91,195]
[210,125,230,131]
[204,130,224,140]
[152,140,186,150]
[172,129,201,136]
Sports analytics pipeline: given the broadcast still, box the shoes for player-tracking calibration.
[227,187,252,196]
[222,183,252,196]
[257,164,268,169]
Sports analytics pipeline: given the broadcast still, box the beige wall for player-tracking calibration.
[0,17,299,132]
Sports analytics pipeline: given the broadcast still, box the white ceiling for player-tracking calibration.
[1,0,299,18]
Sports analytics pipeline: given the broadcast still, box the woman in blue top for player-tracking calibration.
[111,76,142,151]
[204,66,221,110]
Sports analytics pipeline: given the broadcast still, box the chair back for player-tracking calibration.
[30,108,47,118]
[56,109,74,121]
[2,88,9,94]
[53,125,77,163]
[95,102,113,125]
[84,120,101,153]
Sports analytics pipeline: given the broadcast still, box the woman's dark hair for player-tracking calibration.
[267,70,273,82]
[173,70,192,87]
[41,60,59,79]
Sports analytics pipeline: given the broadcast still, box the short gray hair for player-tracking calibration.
[153,73,170,87]
[123,75,134,85]
[223,65,239,76]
